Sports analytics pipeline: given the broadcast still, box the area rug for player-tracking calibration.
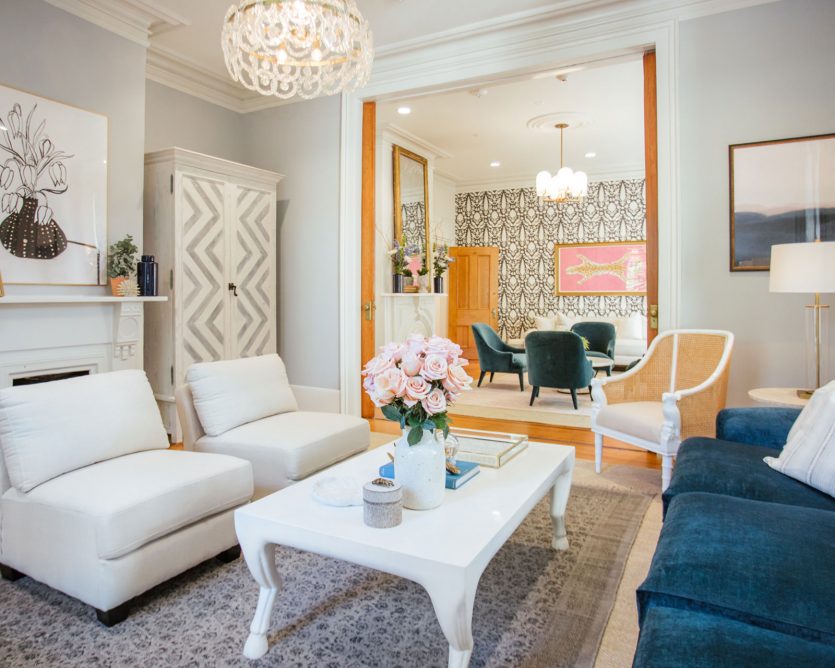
[0,485,651,668]
[449,379,593,429]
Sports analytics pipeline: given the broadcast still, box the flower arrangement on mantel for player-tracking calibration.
[433,242,454,277]
[363,334,473,445]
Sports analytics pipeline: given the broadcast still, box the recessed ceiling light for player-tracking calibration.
[490,161,501,168]
[397,106,411,115]
[585,152,597,158]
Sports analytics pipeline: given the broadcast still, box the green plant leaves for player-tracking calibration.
[407,425,423,445]
[380,404,401,422]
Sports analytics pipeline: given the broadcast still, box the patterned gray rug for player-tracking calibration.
[0,485,650,667]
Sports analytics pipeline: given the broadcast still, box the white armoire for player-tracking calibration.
[143,148,283,437]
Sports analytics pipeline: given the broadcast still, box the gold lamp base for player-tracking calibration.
[797,389,815,400]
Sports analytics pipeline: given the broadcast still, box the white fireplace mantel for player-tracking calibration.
[378,293,448,346]
[0,295,168,387]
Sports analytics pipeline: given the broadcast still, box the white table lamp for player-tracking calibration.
[770,241,835,397]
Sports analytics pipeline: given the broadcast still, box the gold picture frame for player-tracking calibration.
[554,240,647,296]
[392,144,430,275]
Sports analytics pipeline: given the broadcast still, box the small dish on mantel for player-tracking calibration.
[312,477,364,507]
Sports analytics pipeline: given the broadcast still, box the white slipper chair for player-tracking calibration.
[0,370,254,626]
[176,354,370,498]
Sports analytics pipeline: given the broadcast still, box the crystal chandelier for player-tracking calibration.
[222,0,374,100]
[535,123,589,203]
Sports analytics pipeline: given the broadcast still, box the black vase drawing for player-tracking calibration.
[0,196,67,259]
[0,102,73,262]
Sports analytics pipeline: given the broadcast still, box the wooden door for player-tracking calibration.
[643,50,659,343]
[448,246,499,361]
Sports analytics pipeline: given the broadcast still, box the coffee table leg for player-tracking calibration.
[426,578,477,668]
[550,457,574,551]
[240,536,281,660]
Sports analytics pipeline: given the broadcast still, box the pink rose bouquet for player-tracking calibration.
[362,334,472,445]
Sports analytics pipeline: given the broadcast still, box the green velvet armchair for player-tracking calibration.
[525,331,594,409]
[571,321,616,376]
[471,323,527,392]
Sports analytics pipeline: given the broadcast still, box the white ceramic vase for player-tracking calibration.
[395,427,445,510]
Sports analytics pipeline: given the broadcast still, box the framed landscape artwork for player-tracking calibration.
[730,133,835,271]
[0,83,107,285]
[554,241,647,296]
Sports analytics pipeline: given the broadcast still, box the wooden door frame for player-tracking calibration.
[360,102,376,418]
[342,24,681,416]
[643,50,659,344]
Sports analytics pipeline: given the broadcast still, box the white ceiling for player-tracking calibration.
[149,0,566,84]
[378,57,645,187]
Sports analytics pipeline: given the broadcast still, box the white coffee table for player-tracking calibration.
[235,441,575,667]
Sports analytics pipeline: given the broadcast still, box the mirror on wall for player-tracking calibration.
[393,144,430,269]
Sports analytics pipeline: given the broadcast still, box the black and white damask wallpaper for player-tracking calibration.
[455,180,646,338]
[400,202,425,250]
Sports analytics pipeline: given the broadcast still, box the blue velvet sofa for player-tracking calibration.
[633,407,835,667]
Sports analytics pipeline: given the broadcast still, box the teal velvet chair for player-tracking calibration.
[570,321,615,375]
[525,331,594,409]
[471,323,527,392]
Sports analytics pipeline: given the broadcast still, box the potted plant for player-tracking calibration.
[432,243,453,293]
[403,243,422,292]
[388,240,407,293]
[362,335,472,509]
[107,234,138,296]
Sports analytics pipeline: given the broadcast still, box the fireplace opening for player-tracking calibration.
[12,370,91,387]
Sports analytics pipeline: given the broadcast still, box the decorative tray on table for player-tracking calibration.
[449,428,529,468]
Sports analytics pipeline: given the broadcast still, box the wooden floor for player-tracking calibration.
[368,417,661,470]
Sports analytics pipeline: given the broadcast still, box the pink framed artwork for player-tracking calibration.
[554,241,647,296]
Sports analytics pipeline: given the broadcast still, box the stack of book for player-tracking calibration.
[378,460,480,490]
[450,428,529,468]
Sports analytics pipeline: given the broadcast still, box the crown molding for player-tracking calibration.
[145,147,284,187]
[380,124,453,161]
[44,0,188,47]
[454,165,645,194]
[146,45,295,114]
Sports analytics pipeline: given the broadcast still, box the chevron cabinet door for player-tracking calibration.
[180,174,229,371]
[231,185,276,358]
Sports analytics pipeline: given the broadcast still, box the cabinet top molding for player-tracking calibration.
[0,296,168,305]
[145,147,284,188]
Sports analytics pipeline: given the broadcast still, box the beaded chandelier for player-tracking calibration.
[222,0,374,100]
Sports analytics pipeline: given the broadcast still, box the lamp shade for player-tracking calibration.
[769,242,835,293]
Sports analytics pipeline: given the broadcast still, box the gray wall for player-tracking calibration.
[678,0,835,404]
[145,81,246,163]
[0,0,146,251]
[241,96,342,390]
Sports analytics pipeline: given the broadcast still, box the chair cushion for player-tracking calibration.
[1,450,253,559]
[638,492,835,645]
[0,370,168,493]
[187,354,298,437]
[511,353,527,370]
[765,379,835,497]
[196,411,370,490]
[634,605,835,668]
[594,401,664,444]
[664,438,835,515]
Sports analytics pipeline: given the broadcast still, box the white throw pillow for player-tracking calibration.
[533,315,557,331]
[764,380,835,497]
[187,354,298,437]
[0,370,168,493]
[554,311,578,329]
[617,314,644,341]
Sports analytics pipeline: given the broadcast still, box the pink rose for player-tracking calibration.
[443,363,472,395]
[373,367,407,404]
[422,387,447,415]
[364,352,394,377]
[381,342,406,362]
[401,352,424,377]
[421,353,448,381]
[403,376,430,407]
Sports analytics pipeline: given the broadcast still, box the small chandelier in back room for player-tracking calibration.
[535,123,588,203]
[222,0,374,100]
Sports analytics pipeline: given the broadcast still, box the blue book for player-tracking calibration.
[379,460,480,490]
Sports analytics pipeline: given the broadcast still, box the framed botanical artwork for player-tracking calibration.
[554,241,647,296]
[730,133,835,271]
[0,83,107,286]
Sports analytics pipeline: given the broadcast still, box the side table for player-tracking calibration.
[748,387,810,409]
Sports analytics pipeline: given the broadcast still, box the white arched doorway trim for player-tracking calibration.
[338,16,684,415]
